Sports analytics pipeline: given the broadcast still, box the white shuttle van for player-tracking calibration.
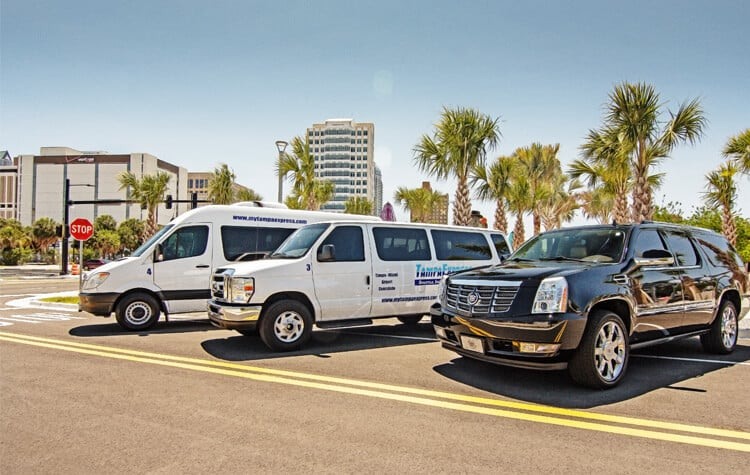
[79,203,380,330]
[208,220,511,351]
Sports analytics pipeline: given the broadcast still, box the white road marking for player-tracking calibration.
[632,354,750,366]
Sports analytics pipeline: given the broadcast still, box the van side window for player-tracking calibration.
[663,230,700,267]
[319,226,365,262]
[373,227,430,261]
[161,225,208,261]
[491,234,511,256]
[221,226,295,261]
[431,230,492,260]
[633,229,667,258]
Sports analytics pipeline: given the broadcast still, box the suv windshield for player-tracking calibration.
[270,223,330,259]
[511,228,626,263]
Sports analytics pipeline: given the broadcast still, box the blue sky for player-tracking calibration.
[2,0,748,224]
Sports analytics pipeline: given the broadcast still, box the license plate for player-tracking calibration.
[434,327,447,339]
[460,334,484,353]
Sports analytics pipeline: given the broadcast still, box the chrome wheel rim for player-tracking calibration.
[125,302,153,326]
[273,311,305,343]
[594,321,626,382]
[721,305,737,349]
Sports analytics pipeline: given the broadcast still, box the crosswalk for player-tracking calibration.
[0,312,85,327]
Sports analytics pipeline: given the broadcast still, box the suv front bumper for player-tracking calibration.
[207,300,262,331]
[430,303,587,370]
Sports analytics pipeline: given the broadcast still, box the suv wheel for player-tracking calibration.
[700,300,738,354]
[568,310,629,389]
[259,300,313,352]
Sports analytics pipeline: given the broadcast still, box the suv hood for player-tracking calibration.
[449,260,593,283]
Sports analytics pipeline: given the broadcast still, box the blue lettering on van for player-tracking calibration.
[413,263,471,286]
[232,215,308,225]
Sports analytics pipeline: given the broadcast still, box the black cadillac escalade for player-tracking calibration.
[431,222,750,389]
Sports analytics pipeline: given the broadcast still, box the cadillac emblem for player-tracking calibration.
[467,289,480,306]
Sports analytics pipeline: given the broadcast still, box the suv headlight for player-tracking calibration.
[532,276,568,314]
[82,272,110,290]
[228,277,255,304]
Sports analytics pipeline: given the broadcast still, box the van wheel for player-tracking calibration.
[115,293,160,331]
[259,300,312,352]
[568,310,629,389]
[397,315,423,325]
[701,300,738,354]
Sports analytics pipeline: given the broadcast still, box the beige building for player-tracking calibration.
[14,147,188,226]
[420,181,449,225]
[188,171,256,207]
[307,118,375,213]
[0,151,17,220]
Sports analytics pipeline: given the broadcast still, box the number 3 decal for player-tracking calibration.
[306,264,311,272]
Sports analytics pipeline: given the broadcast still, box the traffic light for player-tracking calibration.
[55,224,63,237]
[165,194,173,209]
[191,192,198,209]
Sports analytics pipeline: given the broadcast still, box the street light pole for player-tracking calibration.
[275,140,288,203]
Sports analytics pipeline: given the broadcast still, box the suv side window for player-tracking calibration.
[319,226,365,262]
[663,230,700,267]
[632,229,667,258]
[161,225,208,261]
[694,232,743,269]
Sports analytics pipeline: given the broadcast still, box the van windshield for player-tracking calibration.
[131,225,174,257]
[270,223,330,259]
[510,228,626,263]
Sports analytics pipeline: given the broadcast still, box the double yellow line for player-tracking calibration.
[2,330,749,452]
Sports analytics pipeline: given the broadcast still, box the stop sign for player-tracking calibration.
[70,218,94,241]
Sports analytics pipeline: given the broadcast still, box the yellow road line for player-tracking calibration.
[1,331,749,452]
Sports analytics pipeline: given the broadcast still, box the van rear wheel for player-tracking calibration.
[259,300,312,352]
[115,292,160,331]
[397,315,423,325]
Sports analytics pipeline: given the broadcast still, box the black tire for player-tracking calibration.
[259,300,313,352]
[568,310,629,389]
[397,315,423,325]
[115,292,161,331]
[700,300,738,354]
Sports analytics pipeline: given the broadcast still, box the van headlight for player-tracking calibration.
[532,277,568,314]
[228,277,255,304]
[82,272,110,290]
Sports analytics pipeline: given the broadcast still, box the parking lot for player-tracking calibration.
[2,276,749,473]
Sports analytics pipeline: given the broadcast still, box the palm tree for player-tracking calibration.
[515,143,560,235]
[506,176,532,249]
[703,161,739,246]
[723,128,750,176]
[208,163,236,204]
[31,217,59,255]
[472,155,515,233]
[394,186,443,223]
[344,196,373,215]
[601,82,706,222]
[414,107,500,226]
[576,188,615,224]
[117,171,171,238]
[538,176,581,231]
[236,187,263,202]
[278,136,334,210]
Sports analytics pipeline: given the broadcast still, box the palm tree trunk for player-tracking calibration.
[614,192,629,224]
[453,178,472,226]
[533,213,541,236]
[494,200,508,233]
[146,210,158,239]
[630,170,651,223]
[513,214,525,249]
[722,205,737,246]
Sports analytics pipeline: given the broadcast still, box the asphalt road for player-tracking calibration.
[1,276,749,473]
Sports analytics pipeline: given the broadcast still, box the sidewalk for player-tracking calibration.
[0,264,76,279]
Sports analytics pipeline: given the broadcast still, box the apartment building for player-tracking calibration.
[307,118,375,213]
[14,147,188,226]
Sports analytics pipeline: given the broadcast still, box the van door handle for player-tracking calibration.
[196,265,210,269]
[366,276,370,285]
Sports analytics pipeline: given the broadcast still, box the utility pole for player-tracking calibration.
[60,178,70,275]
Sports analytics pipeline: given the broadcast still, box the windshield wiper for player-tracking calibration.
[538,256,586,262]
[507,257,536,262]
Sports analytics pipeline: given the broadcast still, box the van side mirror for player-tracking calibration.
[318,244,336,262]
[154,244,164,262]
[634,249,674,268]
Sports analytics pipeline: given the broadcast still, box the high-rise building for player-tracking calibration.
[420,181,449,225]
[374,165,383,216]
[307,118,375,213]
[14,147,188,226]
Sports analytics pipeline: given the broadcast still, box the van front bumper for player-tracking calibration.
[79,292,119,316]
[430,303,587,370]
[207,300,262,331]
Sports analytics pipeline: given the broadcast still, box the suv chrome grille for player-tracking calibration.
[444,281,520,317]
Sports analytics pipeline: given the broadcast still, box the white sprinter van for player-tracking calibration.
[208,220,512,351]
[79,203,380,331]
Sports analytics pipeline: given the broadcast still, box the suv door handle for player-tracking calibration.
[196,265,210,269]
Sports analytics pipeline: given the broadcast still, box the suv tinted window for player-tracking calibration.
[221,226,295,261]
[633,229,666,258]
[319,226,365,262]
[373,227,430,261]
[694,232,744,269]
[431,230,492,260]
[663,230,699,267]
